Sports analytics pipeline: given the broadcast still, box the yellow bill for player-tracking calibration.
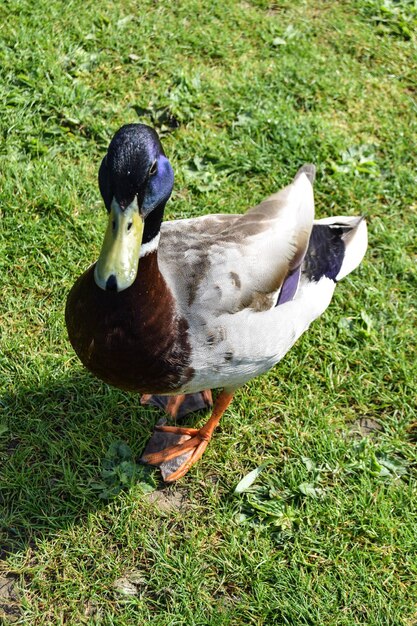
[94,198,144,292]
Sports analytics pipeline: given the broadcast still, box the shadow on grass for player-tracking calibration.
[0,372,161,557]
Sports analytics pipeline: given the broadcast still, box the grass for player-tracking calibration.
[0,0,416,623]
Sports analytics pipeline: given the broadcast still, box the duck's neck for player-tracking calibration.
[139,199,166,267]
[142,200,166,245]
[137,222,167,303]
[140,232,161,258]
[135,247,167,298]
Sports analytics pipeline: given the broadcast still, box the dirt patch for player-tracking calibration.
[113,570,147,597]
[146,489,189,513]
[350,417,382,437]
[0,576,21,623]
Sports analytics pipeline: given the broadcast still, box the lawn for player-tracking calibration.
[0,0,416,624]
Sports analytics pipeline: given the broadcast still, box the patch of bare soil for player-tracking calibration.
[146,488,189,513]
[349,417,382,437]
[0,576,21,624]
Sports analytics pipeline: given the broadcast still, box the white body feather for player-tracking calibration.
[153,169,367,393]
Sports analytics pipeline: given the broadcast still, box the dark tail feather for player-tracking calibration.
[303,216,367,282]
[294,164,316,184]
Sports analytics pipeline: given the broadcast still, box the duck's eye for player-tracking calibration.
[149,160,158,177]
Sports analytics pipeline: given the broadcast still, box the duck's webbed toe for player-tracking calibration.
[140,423,196,482]
[140,390,213,419]
[141,390,234,482]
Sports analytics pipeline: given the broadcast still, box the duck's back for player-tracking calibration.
[169,214,367,394]
[158,170,315,319]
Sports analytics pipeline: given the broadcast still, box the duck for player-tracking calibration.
[65,123,367,482]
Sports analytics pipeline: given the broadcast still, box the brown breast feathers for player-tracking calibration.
[65,253,194,394]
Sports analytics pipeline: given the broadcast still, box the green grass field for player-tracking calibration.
[1,0,416,623]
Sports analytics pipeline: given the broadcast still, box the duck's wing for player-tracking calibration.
[180,211,367,394]
[158,165,315,316]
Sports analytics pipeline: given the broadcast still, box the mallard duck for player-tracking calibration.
[65,124,367,482]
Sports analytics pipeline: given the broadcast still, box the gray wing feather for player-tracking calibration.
[158,169,315,317]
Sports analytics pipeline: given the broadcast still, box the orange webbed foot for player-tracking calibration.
[141,390,233,482]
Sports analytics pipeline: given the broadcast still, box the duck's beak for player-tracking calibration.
[94,197,144,292]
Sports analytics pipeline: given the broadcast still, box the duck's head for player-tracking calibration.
[94,124,174,292]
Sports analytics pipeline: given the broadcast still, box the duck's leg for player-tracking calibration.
[141,390,213,419]
[141,389,234,482]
